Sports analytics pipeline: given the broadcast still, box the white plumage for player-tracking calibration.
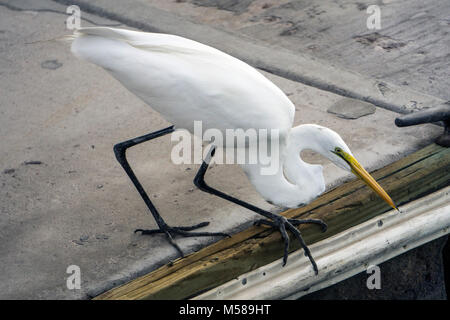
[70,27,395,210]
[71,27,293,135]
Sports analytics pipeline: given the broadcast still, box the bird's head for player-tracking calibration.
[304,125,398,211]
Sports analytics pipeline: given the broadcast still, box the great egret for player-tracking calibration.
[69,27,397,274]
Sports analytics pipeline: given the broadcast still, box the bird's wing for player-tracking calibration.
[70,27,295,136]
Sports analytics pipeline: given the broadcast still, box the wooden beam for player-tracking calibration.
[94,143,450,300]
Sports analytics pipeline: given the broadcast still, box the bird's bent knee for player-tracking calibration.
[193,178,207,190]
[113,143,126,161]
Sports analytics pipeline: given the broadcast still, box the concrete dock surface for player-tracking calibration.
[0,0,447,299]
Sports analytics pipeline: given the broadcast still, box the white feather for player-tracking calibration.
[70,27,354,208]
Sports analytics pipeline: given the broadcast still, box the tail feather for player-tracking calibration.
[69,27,226,56]
[57,33,79,43]
[71,27,132,41]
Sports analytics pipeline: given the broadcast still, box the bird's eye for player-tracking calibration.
[335,147,342,153]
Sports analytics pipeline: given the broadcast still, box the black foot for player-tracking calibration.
[135,222,230,257]
[254,216,327,274]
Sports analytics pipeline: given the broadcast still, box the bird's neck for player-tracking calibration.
[240,125,326,208]
[282,125,326,205]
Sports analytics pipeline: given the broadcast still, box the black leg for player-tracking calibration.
[194,146,327,274]
[114,126,229,258]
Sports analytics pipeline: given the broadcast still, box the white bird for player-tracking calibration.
[69,27,397,274]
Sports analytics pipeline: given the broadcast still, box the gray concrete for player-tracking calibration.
[145,0,450,102]
[327,98,376,119]
[0,0,444,299]
[49,0,447,115]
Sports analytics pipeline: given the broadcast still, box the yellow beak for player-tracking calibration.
[337,151,398,211]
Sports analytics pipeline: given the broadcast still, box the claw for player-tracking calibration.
[288,218,327,233]
[134,228,162,235]
[257,216,324,275]
[135,221,229,257]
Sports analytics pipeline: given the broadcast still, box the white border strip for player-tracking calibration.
[194,186,450,300]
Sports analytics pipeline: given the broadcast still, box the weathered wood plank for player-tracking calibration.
[94,143,449,300]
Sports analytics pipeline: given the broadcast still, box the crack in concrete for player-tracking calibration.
[51,0,161,32]
[0,1,122,27]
